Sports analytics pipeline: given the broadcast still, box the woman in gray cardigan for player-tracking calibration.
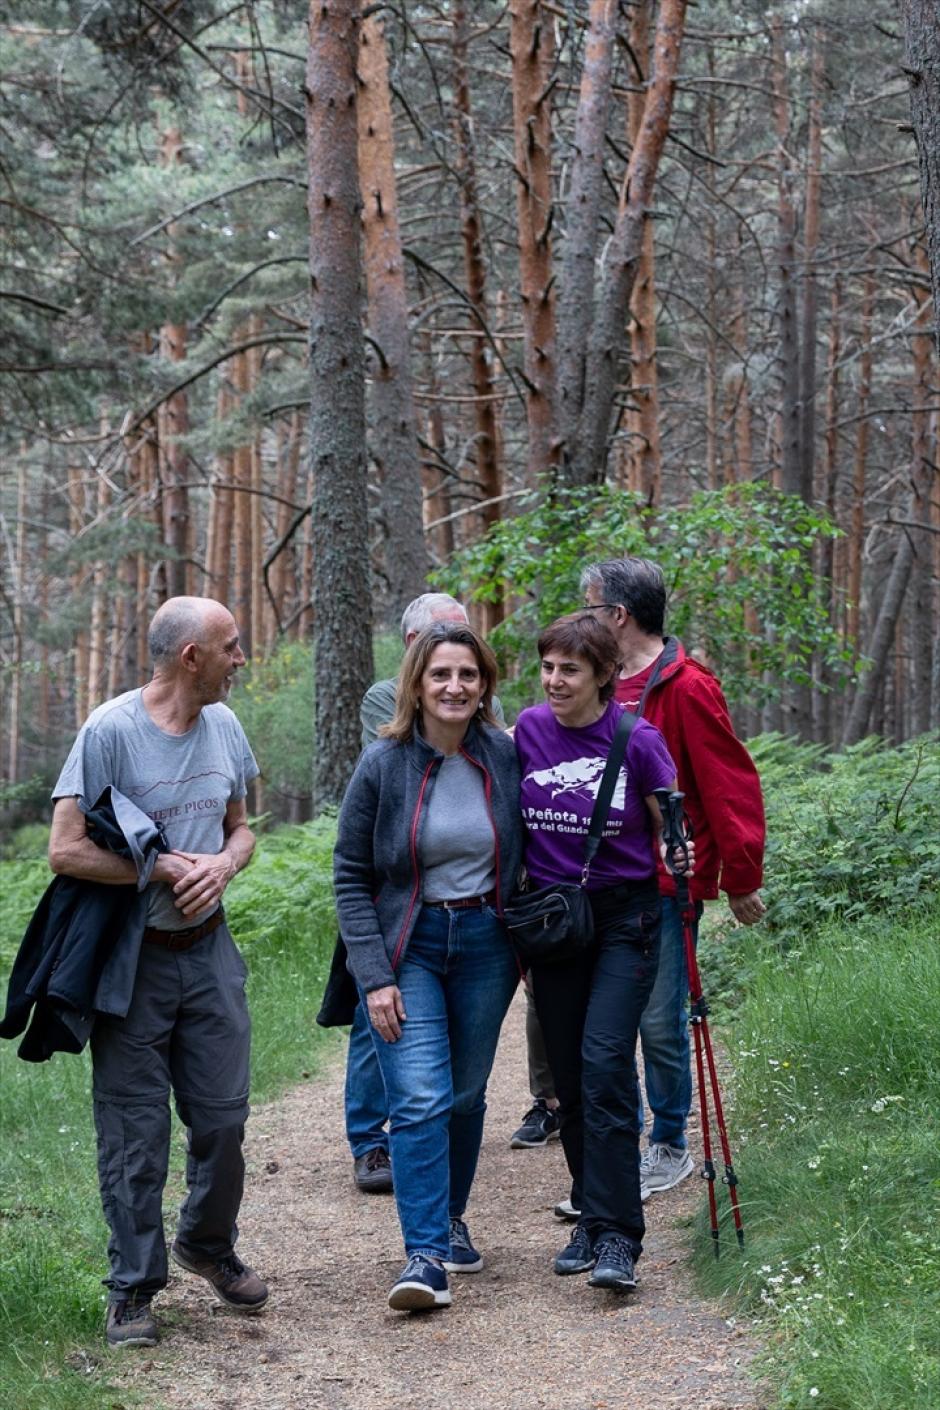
[334,622,523,1313]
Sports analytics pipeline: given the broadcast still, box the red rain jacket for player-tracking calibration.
[615,637,765,903]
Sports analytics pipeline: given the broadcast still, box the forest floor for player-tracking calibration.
[109,991,766,1410]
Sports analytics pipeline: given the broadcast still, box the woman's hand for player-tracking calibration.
[367,984,407,1043]
[659,835,695,878]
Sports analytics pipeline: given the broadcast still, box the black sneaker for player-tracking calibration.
[553,1223,595,1276]
[588,1233,637,1291]
[353,1146,394,1193]
[510,1099,561,1148]
[106,1297,159,1348]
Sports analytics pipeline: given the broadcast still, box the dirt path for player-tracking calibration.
[115,992,764,1410]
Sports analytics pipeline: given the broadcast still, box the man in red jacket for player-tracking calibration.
[579,556,766,1200]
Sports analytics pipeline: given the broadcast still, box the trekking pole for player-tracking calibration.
[653,789,745,1255]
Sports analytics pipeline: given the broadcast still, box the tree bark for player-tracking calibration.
[358,10,427,617]
[510,0,558,483]
[845,274,875,650]
[909,237,936,735]
[306,0,373,807]
[555,0,621,470]
[799,31,824,501]
[158,127,192,598]
[571,0,688,486]
[626,0,661,503]
[903,0,940,352]
[770,18,801,498]
[452,0,503,627]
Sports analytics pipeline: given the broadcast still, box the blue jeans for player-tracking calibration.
[362,904,518,1259]
[638,896,702,1149]
[344,1002,389,1158]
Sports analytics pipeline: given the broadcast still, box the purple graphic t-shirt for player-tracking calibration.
[514,700,676,891]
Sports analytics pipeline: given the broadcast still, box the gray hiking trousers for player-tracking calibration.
[90,921,251,1300]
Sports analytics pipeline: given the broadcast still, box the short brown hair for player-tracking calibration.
[381,622,500,742]
[537,612,622,703]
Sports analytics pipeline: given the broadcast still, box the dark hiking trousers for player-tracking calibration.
[530,881,661,1257]
[90,922,251,1301]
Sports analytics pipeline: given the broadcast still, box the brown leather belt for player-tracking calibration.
[424,891,497,911]
[142,908,225,951]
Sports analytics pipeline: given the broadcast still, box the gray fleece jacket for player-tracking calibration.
[333,720,524,993]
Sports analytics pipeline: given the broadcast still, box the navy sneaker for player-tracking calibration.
[588,1233,637,1291]
[553,1223,595,1276]
[510,1099,561,1148]
[442,1217,483,1273]
[387,1254,452,1311]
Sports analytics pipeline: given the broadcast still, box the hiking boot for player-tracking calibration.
[588,1232,637,1291]
[553,1197,581,1223]
[171,1241,268,1311]
[106,1297,159,1349]
[443,1217,483,1274]
[553,1223,595,1276]
[353,1146,394,1193]
[387,1254,452,1311]
[510,1099,561,1148]
[639,1142,695,1201]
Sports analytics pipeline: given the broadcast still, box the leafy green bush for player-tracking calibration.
[434,480,852,706]
[751,732,940,945]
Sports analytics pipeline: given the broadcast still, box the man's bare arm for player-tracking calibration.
[48,796,193,887]
[170,798,255,917]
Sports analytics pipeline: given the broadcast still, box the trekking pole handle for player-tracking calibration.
[652,788,693,882]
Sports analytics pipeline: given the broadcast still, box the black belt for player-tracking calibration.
[142,908,224,951]
[424,891,497,911]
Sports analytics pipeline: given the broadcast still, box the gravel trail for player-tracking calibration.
[113,991,765,1410]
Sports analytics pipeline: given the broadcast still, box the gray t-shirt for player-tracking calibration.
[420,753,496,901]
[360,677,506,747]
[53,688,258,930]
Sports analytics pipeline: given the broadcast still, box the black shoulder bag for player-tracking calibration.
[503,710,637,966]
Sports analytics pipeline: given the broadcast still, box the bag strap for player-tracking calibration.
[581,708,637,881]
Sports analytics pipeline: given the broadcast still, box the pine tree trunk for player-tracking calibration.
[771,19,802,499]
[358,11,426,617]
[306,0,373,807]
[909,238,936,734]
[158,128,192,599]
[800,32,824,501]
[815,275,842,743]
[7,457,27,783]
[452,0,503,627]
[231,345,254,654]
[626,0,662,503]
[572,0,688,486]
[510,0,558,483]
[903,0,940,351]
[556,0,621,469]
[205,383,234,601]
[846,274,875,649]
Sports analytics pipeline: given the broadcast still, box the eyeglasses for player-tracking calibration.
[582,602,624,613]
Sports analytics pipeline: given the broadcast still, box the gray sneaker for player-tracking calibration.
[106,1297,159,1349]
[639,1141,695,1200]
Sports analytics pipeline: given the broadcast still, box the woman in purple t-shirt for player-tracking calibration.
[514,611,681,1294]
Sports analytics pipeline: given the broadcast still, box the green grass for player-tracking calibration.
[695,896,940,1410]
[0,818,341,1410]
